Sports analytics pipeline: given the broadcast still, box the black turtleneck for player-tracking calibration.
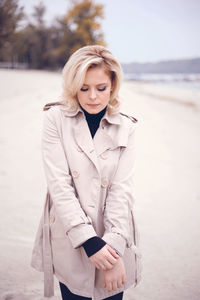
[80,105,107,257]
[81,105,107,138]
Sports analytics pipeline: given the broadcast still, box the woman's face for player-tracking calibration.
[77,66,112,114]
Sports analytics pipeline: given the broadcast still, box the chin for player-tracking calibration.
[88,108,101,114]
[85,105,103,114]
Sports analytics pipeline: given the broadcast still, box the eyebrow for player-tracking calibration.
[82,83,108,87]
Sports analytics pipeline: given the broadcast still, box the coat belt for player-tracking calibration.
[43,191,54,297]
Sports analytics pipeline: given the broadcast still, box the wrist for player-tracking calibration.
[82,236,106,257]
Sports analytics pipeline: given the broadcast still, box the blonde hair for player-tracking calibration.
[61,45,123,114]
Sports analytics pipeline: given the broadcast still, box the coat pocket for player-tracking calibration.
[49,204,67,239]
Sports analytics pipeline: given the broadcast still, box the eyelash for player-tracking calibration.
[80,87,107,92]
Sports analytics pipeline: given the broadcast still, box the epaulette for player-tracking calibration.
[120,112,138,123]
[43,101,63,111]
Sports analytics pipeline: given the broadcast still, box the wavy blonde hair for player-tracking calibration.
[61,45,123,114]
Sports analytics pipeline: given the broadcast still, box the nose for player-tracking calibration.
[89,88,97,100]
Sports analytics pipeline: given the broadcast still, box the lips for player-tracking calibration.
[87,104,100,107]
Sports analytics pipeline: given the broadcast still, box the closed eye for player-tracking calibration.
[98,86,106,91]
[80,88,88,92]
[80,86,107,92]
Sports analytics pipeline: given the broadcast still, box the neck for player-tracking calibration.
[79,105,107,138]
[80,105,107,118]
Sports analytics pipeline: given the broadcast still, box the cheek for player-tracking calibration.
[77,92,85,104]
[102,90,111,102]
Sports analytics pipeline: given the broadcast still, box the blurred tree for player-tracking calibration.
[15,1,53,69]
[0,0,106,69]
[0,0,23,45]
[28,1,47,68]
[0,0,24,62]
[32,0,45,27]
[65,0,105,55]
[44,17,75,68]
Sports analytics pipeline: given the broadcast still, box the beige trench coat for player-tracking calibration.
[31,101,142,299]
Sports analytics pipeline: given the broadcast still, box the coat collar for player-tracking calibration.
[62,104,122,125]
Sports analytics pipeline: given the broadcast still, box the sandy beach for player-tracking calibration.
[0,69,200,300]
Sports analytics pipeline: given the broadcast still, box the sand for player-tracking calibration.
[0,69,200,300]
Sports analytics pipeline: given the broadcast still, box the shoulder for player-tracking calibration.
[120,112,138,124]
[42,101,66,117]
[118,112,138,134]
[43,101,64,111]
[42,101,65,127]
[42,101,79,120]
[110,112,138,146]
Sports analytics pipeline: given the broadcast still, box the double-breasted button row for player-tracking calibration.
[72,170,79,178]
[72,169,108,188]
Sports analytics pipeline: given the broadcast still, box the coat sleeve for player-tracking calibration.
[42,107,97,248]
[102,122,137,256]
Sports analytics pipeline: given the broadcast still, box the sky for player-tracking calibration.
[18,0,200,63]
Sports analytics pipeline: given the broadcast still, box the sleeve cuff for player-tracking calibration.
[102,232,126,257]
[67,223,97,249]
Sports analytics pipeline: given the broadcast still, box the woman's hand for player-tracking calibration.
[103,257,126,292]
[89,244,119,270]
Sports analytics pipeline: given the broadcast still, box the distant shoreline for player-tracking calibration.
[122,80,200,110]
[123,72,200,83]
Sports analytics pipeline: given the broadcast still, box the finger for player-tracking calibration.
[100,264,106,270]
[117,280,123,289]
[90,259,98,269]
[91,257,104,269]
[104,260,114,270]
[112,281,118,291]
[96,261,105,269]
[122,273,126,284]
[107,246,119,258]
[97,254,115,268]
[106,282,112,292]
[90,257,99,266]
[106,254,118,266]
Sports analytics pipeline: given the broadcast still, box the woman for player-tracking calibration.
[31,45,141,300]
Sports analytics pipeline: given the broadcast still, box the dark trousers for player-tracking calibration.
[59,282,123,300]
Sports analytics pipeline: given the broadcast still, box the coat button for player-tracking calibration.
[100,152,108,159]
[72,170,79,178]
[101,178,108,188]
[50,215,55,223]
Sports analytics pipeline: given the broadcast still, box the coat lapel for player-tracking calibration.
[93,111,127,156]
[64,105,127,174]
[93,128,117,156]
[74,115,101,175]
